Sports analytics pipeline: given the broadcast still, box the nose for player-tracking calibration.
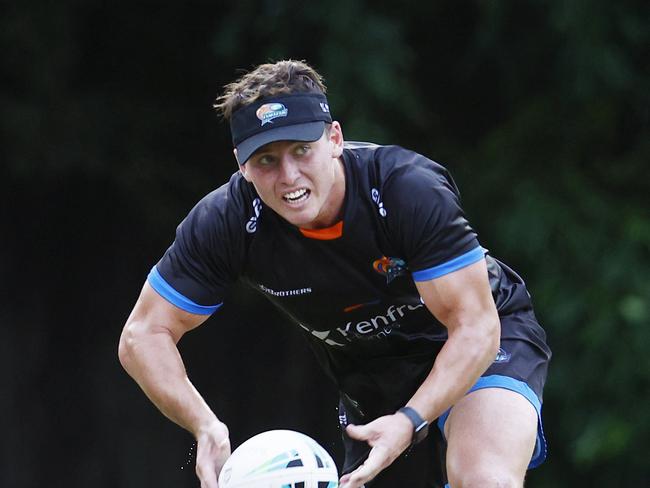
[278,156,301,185]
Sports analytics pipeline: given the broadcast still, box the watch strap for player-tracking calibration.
[397,406,429,448]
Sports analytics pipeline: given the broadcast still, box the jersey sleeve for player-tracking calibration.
[149,184,246,314]
[381,153,484,282]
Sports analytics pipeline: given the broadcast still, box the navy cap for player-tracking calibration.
[230,93,332,164]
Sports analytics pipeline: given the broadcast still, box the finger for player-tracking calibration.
[199,476,218,488]
[196,462,219,488]
[198,474,218,488]
[214,443,232,475]
[196,437,230,488]
[340,445,389,487]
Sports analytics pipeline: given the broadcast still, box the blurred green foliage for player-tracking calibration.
[2,0,648,486]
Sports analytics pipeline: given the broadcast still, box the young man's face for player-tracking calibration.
[237,122,345,229]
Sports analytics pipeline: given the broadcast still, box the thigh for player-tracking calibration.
[444,388,538,486]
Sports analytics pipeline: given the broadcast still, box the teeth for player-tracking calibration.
[283,189,308,201]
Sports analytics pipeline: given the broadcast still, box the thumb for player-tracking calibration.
[345,422,373,441]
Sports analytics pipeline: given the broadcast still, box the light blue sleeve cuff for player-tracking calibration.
[147,266,222,315]
[411,246,485,282]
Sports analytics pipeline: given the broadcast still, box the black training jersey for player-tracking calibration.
[150,142,546,418]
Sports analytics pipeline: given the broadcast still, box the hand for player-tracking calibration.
[339,413,413,488]
[194,421,231,488]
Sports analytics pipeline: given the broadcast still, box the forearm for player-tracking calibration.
[406,316,500,423]
[118,321,223,438]
[339,319,500,488]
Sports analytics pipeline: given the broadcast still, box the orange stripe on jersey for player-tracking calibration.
[299,220,344,240]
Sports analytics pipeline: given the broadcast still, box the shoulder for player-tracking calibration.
[345,141,452,183]
[178,171,259,243]
[343,141,459,209]
[192,171,254,214]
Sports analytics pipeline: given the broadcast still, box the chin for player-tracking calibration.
[282,209,319,228]
[286,215,316,228]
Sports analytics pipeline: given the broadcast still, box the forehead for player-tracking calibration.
[255,140,298,154]
[253,137,320,157]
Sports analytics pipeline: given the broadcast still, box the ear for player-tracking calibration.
[234,148,252,181]
[329,121,344,158]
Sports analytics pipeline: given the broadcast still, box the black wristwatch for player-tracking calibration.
[397,406,430,448]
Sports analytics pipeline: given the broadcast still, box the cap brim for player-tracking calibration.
[236,121,326,164]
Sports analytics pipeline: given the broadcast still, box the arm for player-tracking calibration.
[340,259,500,488]
[407,257,501,422]
[118,282,230,488]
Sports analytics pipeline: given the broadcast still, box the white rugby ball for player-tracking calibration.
[218,430,338,488]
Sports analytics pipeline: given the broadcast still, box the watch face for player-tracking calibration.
[414,421,429,444]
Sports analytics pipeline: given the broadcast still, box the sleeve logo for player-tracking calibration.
[371,188,387,217]
[246,198,262,233]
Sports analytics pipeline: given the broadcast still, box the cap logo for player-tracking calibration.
[256,103,288,125]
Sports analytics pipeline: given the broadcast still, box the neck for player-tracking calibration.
[304,157,346,229]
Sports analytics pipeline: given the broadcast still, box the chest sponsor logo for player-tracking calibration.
[258,283,312,297]
[297,323,345,347]
[337,302,424,340]
[298,302,425,347]
[373,256,408,283]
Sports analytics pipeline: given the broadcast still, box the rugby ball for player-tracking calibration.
[218,430,338,488]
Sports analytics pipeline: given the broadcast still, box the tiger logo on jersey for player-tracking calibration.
[373,256,407,283]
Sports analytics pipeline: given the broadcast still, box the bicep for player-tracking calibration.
[125,281,212,343]
[414,259,497,331]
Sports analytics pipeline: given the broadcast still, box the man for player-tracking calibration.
[119,60,551,488]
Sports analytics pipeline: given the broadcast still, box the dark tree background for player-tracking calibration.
[2,1,648,487]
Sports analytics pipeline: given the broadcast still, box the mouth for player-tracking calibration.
[282,188,311,204]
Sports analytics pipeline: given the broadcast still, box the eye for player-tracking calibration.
[255,154,276,166]
[294,144,311,156]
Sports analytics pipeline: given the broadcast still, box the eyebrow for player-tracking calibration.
[253,140,308,157]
